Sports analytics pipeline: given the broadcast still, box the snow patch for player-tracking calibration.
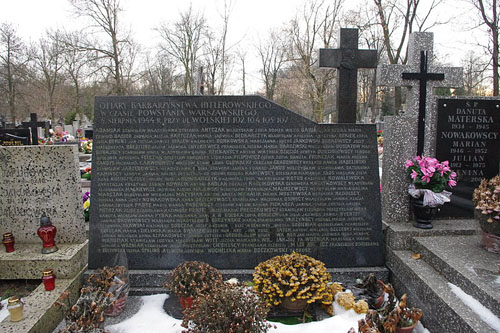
[0,298,8,322]
[448,283,500,332]
[102,292,433,333]
[106,294,183,333]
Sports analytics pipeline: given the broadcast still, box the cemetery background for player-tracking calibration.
[0,1,499,333]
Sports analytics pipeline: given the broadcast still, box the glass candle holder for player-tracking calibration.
[37,214,58,254]
[7,296,24,322]
[2,232,15,253]
[42,269,56,291]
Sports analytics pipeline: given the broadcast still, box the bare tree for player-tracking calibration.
[372,0,446,111]
[33,32,65,122]
[157,6,206,95]
[69,0,131,95]
[235,48,247,95]
[57,31,92,117]
[287,0,344,122]
[256,30,288,100]
[461,50,489,95]
[0,23,30,123]
[141,51,177,95]
[470,0,500,95]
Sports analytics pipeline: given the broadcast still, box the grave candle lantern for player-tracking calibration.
[42,269,56,291]
[37,214,58,254]
[2,232,15,252]
[7,296,24,322]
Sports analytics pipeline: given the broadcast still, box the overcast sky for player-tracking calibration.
[0,0,485,93]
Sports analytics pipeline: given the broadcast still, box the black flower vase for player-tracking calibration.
[411,197,440,229]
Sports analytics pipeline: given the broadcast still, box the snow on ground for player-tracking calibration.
[448,282,500,332]
[105,293,434,333]
[106,294,365,333]
[0,298,8,322]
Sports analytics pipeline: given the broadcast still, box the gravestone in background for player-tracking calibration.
[0,145,86,243]
[0,128,30,146]
[436,98,500,217]
[319,28,377,123]
[89,96,383,270]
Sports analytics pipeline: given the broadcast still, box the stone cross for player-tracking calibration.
[376,32,463,225]
[377,32,463,156]
[319,28,378,123]
[21,113,49,145]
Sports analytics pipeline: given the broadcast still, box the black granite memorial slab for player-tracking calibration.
[436,99,500,217]
[0,128,30,146]
[89,96,383,269]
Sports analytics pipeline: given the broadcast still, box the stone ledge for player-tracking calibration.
[387,248,494,332]
[0,241,88,279]
[384,219,477,250]
[412,235,500,317]
[0,265,85,333]
[85,267,389,296]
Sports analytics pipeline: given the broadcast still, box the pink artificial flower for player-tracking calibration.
[450,172,457,180]
[411,170,418,180]
[421,167,434,178]
[405,160,414,169]
[422,174,431,183]
[448,179,457,187]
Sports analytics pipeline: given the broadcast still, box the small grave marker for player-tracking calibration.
[0,128,30,146]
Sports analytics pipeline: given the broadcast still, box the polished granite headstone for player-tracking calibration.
[0,145,86,244]
[436,98,500,217]
[0,128,30,146]
[89,96,383,269]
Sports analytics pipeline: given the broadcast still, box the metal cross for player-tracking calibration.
[402,51,445,156]
[21,113,49,145]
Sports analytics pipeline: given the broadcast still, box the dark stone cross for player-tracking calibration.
[21,113,49,145]
[319,28,378,123]
[402,51,444,156]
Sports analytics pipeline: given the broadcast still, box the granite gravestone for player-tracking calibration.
[89,96,383,270]
[377,32,463,223]
[0,146,86,243]
[319,28,378,123]
[436,98,500,217]
[0,128,30,146]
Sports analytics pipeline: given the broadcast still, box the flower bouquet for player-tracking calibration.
[253,252,332,311]
[472,175,500,252]
[405,156,457,207]
[83,192,90,222]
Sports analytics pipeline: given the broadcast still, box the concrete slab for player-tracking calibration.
[384,219,477,250]
[0,266,85,333]
[387,248,494,332]
[413,235,500,317]
[0,241,88,279]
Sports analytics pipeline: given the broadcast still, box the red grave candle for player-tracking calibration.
[37,215,58,254]
[2,232,15,253]
[42,269,56,291]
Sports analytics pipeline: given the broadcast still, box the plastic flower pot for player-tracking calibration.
[179,296,194,309]
[396,321,418,333]
[280,297,307,312]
